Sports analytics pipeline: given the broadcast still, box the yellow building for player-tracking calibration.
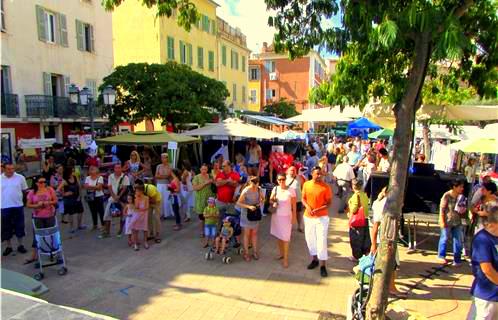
[216,18,250,110]
[247,60,263,112]
[112,1,250,128]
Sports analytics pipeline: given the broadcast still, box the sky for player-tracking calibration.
[216,0,340,58]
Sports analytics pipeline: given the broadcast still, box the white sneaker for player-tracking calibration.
[452,261,462,267]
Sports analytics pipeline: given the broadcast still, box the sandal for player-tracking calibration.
[134,244,139,251]
[243,254,251,262]
[24,258,37,265]
[155,238,162,244]
[252,253,260,260]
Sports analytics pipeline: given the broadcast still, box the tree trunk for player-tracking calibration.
[365,32,432,320]
[422,121,431,161]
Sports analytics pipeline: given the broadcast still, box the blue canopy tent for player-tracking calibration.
[347,117,381,138]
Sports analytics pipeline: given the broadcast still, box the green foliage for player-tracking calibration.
[263,98,299,119]
[98,62,228,126]
[101,0,198,31]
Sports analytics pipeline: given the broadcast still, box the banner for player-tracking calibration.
[18,138,56,149]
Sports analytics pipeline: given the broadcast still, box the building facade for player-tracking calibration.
[112,0,250,131]
[1,0,113,161]
[248,60,263,112]
[249,42,327,113]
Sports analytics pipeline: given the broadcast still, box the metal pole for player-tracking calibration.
[89,99,95,138]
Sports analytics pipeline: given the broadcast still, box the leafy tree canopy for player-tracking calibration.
[263,98,299,118]
[99,62,229,126]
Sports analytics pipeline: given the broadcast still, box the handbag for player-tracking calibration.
[85,191,96,202]
[349,193,367,228]
[247,206,262,221]
[268,186,278,214]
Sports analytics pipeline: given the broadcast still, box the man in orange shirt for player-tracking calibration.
[302,166,333,277]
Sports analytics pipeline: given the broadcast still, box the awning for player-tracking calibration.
[243,115,294,126]
[96,131,199,145]
[182,118,279,139]
[286,106,360,123]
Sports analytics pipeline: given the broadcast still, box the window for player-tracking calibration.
[242,56,246,72]
[1,65,12,94]
[265,60,276,73]
[42,72,65,96]
[232,84,237,101]
[36,6,68,47]
[76,19,94,52]
[250,89,257,103]
[210,19,216,35]
[1,0,6,31]
[179,40,186,64]
[249,67,259,81]
[187,43,193,66]
[242,86,246,103]
[85,79,97,98]
[221,46,227,66]
[266,88,276,99]
[197,47,204,69]
[208,51,214,71]
[167,36,175,60]
[231,50,238,70]
[202,15,209,32]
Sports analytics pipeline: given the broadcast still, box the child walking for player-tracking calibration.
[203,197,219,248]
[131,185,149,251]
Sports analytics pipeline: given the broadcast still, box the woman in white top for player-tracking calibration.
[155,153,173,219]
[286,166,304,232]
[246,139,262,176]
[378,148,390,172]
[84,165,105,230]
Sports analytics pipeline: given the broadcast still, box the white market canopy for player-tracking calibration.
[364,103,498,129]
[182,118,279,139]
[278,130,307,140]
[286,106,361,123]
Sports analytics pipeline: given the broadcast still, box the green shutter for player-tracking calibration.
[242,56,246,72]
[89,24,95,52]
[202,15,209,32]
[36,5,46,42]
[58,14,68,47]
[197,48,202,68]
[230,50,233,69]
[208,51,214,71]
[187,43,193,66]
[235,52,239,70]
[233,83,237,101]
[242,86,246,103]
[43,72,52,95]
[76,19,84,51]
[179,40,186,64]
[210,19,216,34]
[167,36,175,60]
[222,46,226,66]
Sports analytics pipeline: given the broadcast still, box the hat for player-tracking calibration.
[207,197,216,204]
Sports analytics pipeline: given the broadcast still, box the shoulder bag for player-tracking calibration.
[268,186,278,214]
[349,193,367,228]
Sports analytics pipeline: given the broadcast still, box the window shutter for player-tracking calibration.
[36,5,46,42]
[167,37,175,60]
[197,47,203,69]
[242,86,246,103]
[63,76,70,97]
[242,56,246,72]
[235,52,239,70]
[89,24,95,52]
[208,51,214,71]
[57,14,68,47]
[233,84,237,101]
[179,40,185,64]
[43,72,52,95]
[230,50,233,69]
[264,61,270,72]
[187,43,193,66]
[76,19,84,51]
[222,46,226,66]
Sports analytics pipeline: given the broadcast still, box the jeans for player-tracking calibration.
[171,195,181,225]
[438,225,464,263]
[88,197,105,227]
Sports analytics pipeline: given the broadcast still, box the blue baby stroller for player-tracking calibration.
[347,254,376,320]
[32,218,68,280]
[205,215,243,264]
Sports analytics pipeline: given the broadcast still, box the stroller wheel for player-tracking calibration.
[237,247,244,255]
[225,257,232,264]
[34,273,44,280]
[58,267,68,276]
[222,257,227,264]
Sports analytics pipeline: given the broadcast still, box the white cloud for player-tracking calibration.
[216,0,276,55]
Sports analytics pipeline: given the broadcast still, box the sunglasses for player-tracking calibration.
[37,180,47,184]
[277,178,286,182]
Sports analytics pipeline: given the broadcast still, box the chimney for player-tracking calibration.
[262,42,268,53]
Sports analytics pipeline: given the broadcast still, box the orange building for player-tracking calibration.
[248,42,327,113]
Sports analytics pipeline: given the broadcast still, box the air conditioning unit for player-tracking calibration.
[269,72,278,81]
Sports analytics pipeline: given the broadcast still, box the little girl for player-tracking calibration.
[123,194,135,247]
[130,185,149,251]
[180,169,194,223]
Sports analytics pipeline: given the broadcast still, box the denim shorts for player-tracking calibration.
[204,224,217,238]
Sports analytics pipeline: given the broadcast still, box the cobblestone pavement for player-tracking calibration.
[2,197,473,320]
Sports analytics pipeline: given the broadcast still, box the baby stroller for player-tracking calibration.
[32,218,68,280]
[347,254,376,320]
[205,215,243,264]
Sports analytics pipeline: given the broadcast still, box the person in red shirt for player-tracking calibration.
[215,160,240,222]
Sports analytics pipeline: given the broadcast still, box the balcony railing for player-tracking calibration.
[25,95,106,119]
[1,93,19,117]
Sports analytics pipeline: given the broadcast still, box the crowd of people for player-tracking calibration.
[1,134,497,317]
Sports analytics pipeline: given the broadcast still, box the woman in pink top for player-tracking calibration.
[270,173,297,268]
[24,176,57,264]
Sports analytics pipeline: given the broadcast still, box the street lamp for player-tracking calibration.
[68,84,80,104]
[102,85,116,106]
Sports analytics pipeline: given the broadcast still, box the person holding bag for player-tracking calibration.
[270,173,296,268]
[84,166,105,230]
[237,176,264,262]
[347,179,371,263]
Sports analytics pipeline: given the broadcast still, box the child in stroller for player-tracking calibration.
[205,214,242,264]
[215,217,234,254]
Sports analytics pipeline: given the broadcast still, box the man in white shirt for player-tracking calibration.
[333,156,356,204]
[378,148,390,172]
[100,163,130,238]
[1,163,28,256]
